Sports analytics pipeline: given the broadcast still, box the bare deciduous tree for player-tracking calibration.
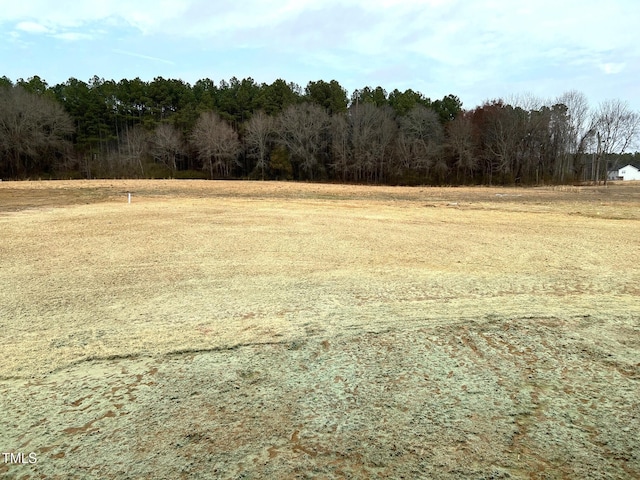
[396,105,444,179]
[592,99,640,183]
[447,113,476,182]
[191,111,241,178]
[556,90,594,181]
[330,113,352,181]
[0,86,73,177]
[150,123,182,174]
[119,125,149,176]
[244,110,273,180]
[276,103,330,180]
[594,99,639,155]
[350,103,397,183]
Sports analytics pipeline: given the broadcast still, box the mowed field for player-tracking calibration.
[0,179,639,479]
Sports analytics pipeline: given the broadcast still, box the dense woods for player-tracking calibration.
[0,74,638,184]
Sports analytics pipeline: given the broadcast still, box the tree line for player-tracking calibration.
[0,74,638,184]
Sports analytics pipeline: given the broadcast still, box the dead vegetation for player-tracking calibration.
[0,180,638,479]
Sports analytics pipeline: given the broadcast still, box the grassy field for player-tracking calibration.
[0,180,638,479]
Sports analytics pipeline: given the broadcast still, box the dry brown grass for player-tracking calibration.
[0,180,638,479]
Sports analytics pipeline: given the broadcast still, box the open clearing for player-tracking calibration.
[1,180,639,479]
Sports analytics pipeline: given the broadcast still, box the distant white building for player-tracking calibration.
[608,164,640,181]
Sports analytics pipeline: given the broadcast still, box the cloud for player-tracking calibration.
[599,63,625,75]
[52,32,94,41]
[3,1,639,57]
[13,20,94,42]
[15,21,50,34]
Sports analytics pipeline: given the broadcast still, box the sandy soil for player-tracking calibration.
[0,180,638,479]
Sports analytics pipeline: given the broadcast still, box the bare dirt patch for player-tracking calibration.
[1,180,638,478]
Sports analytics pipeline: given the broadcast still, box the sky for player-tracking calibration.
[1,0,639,111]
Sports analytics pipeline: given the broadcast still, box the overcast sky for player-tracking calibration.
[1,0,638,110]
